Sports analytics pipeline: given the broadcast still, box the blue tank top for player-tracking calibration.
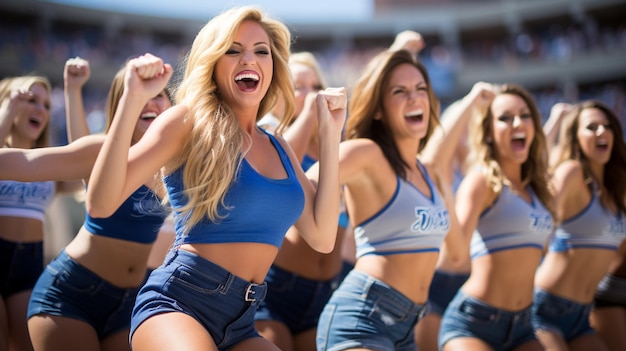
[470,185,554,259]
[354,161,450,258]
[302,154,317,172]
[168,132,305,248]
[84,185,169,244]
[0,180,55,221]
[549,189,625,252]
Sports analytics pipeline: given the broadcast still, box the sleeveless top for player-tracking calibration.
[168,131,305,248]
[0,180,55,221]
[354,161,450,258]
[84,185,169,244]
[470,185,554,259]
[549,188,625,252]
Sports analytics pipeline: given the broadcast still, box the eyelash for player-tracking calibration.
[393,86,426,95]
[226,49,269,55]
[498,113,531,122]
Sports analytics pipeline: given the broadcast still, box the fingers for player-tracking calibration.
[129,53,168,80]
[65,56,89,72]
[317,87,347,111]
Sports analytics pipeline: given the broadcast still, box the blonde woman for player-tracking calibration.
[85,6,346,351]
[0,75,71,351]
[439,84,555,351]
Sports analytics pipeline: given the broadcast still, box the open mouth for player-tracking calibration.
[405,109,424,123]
[235,72,259,91]
[28,117,42,128]
[511,132,527,150]
[140,112,157,121]
[596,139,609,152]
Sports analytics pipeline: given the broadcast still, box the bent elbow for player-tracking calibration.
[85,200,115,219]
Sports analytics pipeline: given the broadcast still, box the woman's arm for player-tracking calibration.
[64,57,92,141]
[0,134,104,182]
[420,81,494,184]
[287,88,346,253]
[86,54,178,218]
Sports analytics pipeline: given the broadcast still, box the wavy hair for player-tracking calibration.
[1,75,52,148]
[346,49,440,180]
[468,83,554,218]
[553,100,626,215]
[173,6,295,233]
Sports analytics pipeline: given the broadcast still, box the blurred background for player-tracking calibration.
[1,0,625,259]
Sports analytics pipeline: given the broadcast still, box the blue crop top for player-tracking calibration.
[0,180,55,221]
[353,161,450,258]
[549,190,625,252]
[84,185,169,244]
[470,185,554,259]
[167,131,305,248]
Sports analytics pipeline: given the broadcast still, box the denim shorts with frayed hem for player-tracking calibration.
[254,264,343,334]
[27,250,141,339]
[131,249,266,351]
[439,290,536,351]
[427,270,469,315]
[531,289,594,341]
[316,270,429,351]
[0,238,43,298]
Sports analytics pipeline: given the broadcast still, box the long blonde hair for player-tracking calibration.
[173,6,295,233]
[468,83,554,218]
[0,75,52,149]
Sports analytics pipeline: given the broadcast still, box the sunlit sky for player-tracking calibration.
[46,0,374,24]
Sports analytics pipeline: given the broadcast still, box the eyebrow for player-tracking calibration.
[232,41,269,46]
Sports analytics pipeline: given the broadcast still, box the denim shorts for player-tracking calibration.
[131,249,267,351]
[439,290,536,351]
[0,238,44,298]
[531,289,593,340]
[27,250,141,339]
[316,270,429,351]
[254,264,342,334]
[594,273,626,308]
[428,270,469,315]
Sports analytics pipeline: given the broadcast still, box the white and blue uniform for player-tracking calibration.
[0,180,55,298]
[533,186,625,342]
[317,161,449,351]
[440,185,554,351]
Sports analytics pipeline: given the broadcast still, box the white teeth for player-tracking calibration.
[512,132,526,140]
[141,112,157,119]
[235,73,259,81]
[406,109,423,117]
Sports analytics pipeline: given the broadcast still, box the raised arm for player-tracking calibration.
[288,87,346,253]
[283,92,318,163]
[0,88,33,144]
[86,54,176,218]
[420,81,495,184]
[64,57,92,141]
[389,30,425,57]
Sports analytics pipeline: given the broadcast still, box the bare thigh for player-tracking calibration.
[590,307,626,351]
[256,320,293,351]
[414,312,442,351]
[28,314,100,351]
[131,312,217,351]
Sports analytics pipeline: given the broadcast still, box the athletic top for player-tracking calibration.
[84,185,169,244]
[302,154,317,172]
[169,131,305,248]
[0,180,55,221]
[354,161,450,258]
[549,189,625,252]
[470,185,553,259]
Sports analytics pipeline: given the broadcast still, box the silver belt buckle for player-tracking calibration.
[244,284,256,302]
